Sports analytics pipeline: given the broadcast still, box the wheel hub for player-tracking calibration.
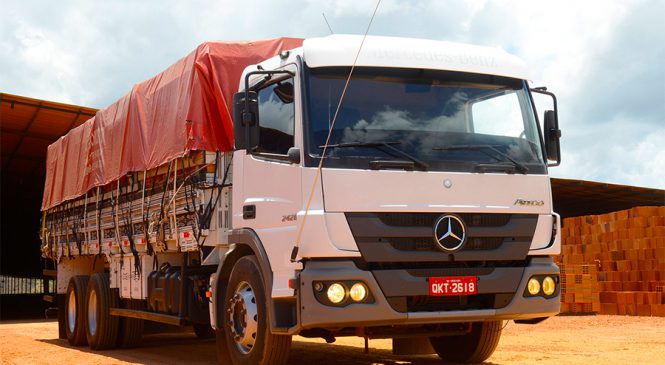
[226,281,258,354]
[87,289,98,336]
[67,290,77,333]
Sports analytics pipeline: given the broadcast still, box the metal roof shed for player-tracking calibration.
[1,93,97,277]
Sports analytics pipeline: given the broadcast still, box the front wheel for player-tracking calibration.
[429,320,503,363]
[218,256,291,365]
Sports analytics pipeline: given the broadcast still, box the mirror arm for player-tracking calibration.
[530,87,558,113]
[244,70,295,96]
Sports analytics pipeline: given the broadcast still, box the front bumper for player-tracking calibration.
[299,257,560,329]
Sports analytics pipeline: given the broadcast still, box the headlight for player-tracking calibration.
[349,283,368,302]
[326,283,346,304]
[314,280,374,306]
[542,276,556,295]
[527,278,541,295]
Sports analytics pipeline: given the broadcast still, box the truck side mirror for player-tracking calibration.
[233,91,259,151]
[531,87,562,167]
[543,110,561,165]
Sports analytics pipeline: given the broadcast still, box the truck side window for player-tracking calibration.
[257,79,295,155]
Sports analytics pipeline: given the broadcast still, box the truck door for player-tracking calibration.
[238,66,302,297]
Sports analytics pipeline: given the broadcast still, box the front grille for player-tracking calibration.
[345,212,538,263]
[405,267,494,277]
[389,237,504,252]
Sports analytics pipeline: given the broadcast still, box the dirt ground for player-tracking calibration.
[1,315,664,364]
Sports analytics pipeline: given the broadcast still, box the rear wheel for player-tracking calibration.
[65,276,89,346]
[86,273,119,350]
[429,321,503,363]
[219,256,292,365]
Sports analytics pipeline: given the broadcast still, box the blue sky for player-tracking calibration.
[1,0,663,188]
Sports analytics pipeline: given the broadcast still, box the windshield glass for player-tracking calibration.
[304,67,545,173]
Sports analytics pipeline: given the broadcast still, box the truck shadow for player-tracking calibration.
[38,332,217,365]
[39,333,500,365]
[291,340,500,365]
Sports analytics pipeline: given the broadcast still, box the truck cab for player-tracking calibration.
[218,34,562,363]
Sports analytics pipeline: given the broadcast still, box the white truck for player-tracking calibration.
[41,34,562,364]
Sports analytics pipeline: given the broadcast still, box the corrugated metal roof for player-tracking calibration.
[0,92,97,187]
[551,177,664,218]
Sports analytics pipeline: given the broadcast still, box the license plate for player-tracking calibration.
[429,276,478,296]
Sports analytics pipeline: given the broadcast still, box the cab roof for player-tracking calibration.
[302,34,530,80]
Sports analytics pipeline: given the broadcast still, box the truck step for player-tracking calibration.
[109,308,185,326]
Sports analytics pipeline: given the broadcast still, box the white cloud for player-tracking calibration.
[0,0,663,188]
[557,123,665,189]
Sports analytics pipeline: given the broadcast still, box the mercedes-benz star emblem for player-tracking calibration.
[433,215,467,252]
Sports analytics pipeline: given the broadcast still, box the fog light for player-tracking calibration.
[542,276,556,295]
[327,283,346,304]
[527,278,541,295]
[349,283,368,302]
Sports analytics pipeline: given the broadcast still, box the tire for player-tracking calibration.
[429,321,503,363]
[85,273,119,350]
[219,256,292,365]
[117,299,144,348]
[65,276,89,346]
[193,323,215,339]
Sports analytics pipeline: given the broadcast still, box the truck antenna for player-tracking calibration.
[292,0,382,263]
[322,13,334,34]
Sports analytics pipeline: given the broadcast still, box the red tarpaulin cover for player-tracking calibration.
[42,37,303,210]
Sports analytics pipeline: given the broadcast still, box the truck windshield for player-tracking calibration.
[304,67,546,174]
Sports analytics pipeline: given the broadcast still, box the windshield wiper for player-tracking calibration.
[433,144,529,174]
[321,141,429,171]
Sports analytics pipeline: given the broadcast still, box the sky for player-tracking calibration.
[1,0,664,189]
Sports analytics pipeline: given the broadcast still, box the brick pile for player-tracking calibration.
[559,264,600,314]
[558,206,665,316]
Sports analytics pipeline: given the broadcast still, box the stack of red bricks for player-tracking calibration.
[558,206,665,316]
[559,264,601,314]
